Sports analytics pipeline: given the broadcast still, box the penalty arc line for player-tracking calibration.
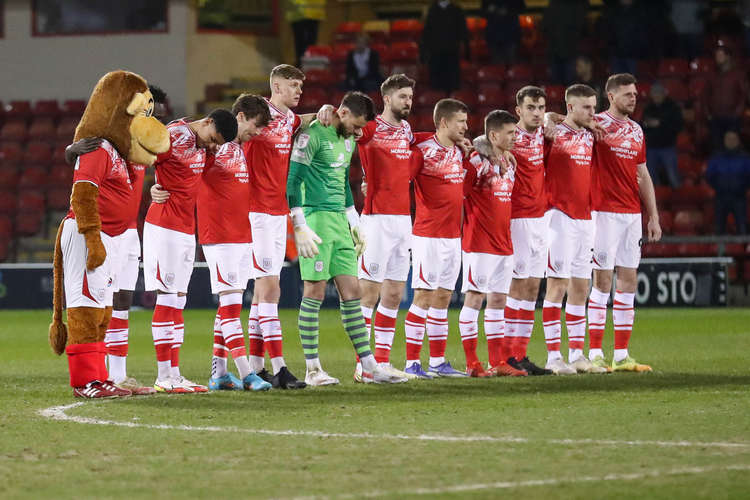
[285,464,750,500]
[38,402,750,450]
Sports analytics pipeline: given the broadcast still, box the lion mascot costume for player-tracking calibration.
[49,70,169,398]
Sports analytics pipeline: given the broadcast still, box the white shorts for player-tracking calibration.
[61,218,117,308]
[510,215,549,279]
[592,211,642,270]
[202,243,253,294]
[249,212,286,278]
[411,235,461,291]
[546,209,594,280]
[462,251,513,294]
[111,228,140,292]
[358,214,412,283]
[143,222,196,293]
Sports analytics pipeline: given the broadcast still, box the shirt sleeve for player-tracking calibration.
[73,147,109,186]
[409,147,424,180]
[463,156,478,196]
[287,161,306,209]
[356,120,376,145]
[345,163,354,207]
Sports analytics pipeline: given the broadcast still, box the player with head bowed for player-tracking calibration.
[541,84,608,375]
[587,73,660,372]
[403,98,473,378]
[143,107,237,393]
[288,91,407,385]
[459,110,528,377]
[353,73,418,382]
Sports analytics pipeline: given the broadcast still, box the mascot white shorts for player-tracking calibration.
[143,222,195,293]
[61,217,117,308]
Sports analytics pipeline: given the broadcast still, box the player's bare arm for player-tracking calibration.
[64,137,103,165]
[637,163,662,242]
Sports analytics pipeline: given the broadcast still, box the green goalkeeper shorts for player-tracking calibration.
[299,210,357,281]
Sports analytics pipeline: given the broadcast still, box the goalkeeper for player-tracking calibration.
[287,91,407,386]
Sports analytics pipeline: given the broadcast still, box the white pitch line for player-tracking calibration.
[285,464,750,500]
[38,402,750,450]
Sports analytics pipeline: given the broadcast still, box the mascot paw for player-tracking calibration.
[49,320,68,355]
[84,232,106,270]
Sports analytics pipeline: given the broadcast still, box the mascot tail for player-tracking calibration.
[49,220,68,355]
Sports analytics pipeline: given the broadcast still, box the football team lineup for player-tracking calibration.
[54,67,664,400]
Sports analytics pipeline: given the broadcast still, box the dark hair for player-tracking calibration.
[208,108,238,142]
[433,98,468,128]
[565,83,597,102]
[516,85,547,106]
[380,73,416,97]
[270,64,305,81]
[232,93,271,127]
[605,73,637,93]
[148,84,167,104]
[341,91,376,120]
[484,110,517,134]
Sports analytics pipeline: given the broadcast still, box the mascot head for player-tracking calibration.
[74,70,169,165]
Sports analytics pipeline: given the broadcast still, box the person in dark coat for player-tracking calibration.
[705,130,750,234]
[421,0,469,93]
[642,82,684,188]
[345,34,383,92]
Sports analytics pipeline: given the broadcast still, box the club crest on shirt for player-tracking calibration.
[296,133,310,149]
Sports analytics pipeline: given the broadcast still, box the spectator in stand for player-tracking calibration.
[285,0,326,67]
[602,0,649,75]
[345,34,383,92]
[642,82,684,188]
[669,0,708,60]
[703,45,748,149]
[482,0,524,65]
[574,56,605,111]
[543,0,587,84]
[706,130,750,234]
[421,0,469,93]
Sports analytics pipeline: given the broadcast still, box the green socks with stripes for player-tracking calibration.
[340,299,374,363]
[299,297,322,363]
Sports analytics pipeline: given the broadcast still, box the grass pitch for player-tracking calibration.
[1,307,749,499]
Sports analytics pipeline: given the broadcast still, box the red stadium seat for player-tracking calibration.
[62,100,86,117]
[17,189,45,212]
[675,131,695,153]
[0,167,19,190]
[690,57,715,74]
[543,84,565,106]
[46,186,72,211]
[657,58,690,79]
[334,21,361,43]
[304,68,336,88]
[663,79,689,102]
[4,101,32,120]
[366,91,383,111]
[658,210,674,234]
[27,118,56,140]
[0,191,17,215]
[298,87,328,113]
[33,100,61,118]
[49,163,73,185]
[688,76,708,100]
[23,142,53,166]
[0,141,24,164]
[476,64,505,84]
[0,120,28,142]
[653,185,672,208]
[56,117,79,140]
[390,19,423,42]
[506,64,533,82]
[460,61,477,86]
[0,215,12,237]
[19,166,49,188]
[415,90,446,112]
[450,90,478,110]
[635,60,657,80]
[304,45,332,59]
[477,87,505,110]
[466,17,487,38]
[676,243,718,256]
[389,42,419,64]
[0,239,10,262]
[672,209,702,235]
[469,39,490,62]
[330,43,354,65]
[412,113,435,134]
[14,211,44,237]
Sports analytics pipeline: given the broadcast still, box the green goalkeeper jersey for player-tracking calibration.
[287,120,356,215]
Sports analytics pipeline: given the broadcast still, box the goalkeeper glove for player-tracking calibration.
[290,207,322,258]
[346,206,366,257]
